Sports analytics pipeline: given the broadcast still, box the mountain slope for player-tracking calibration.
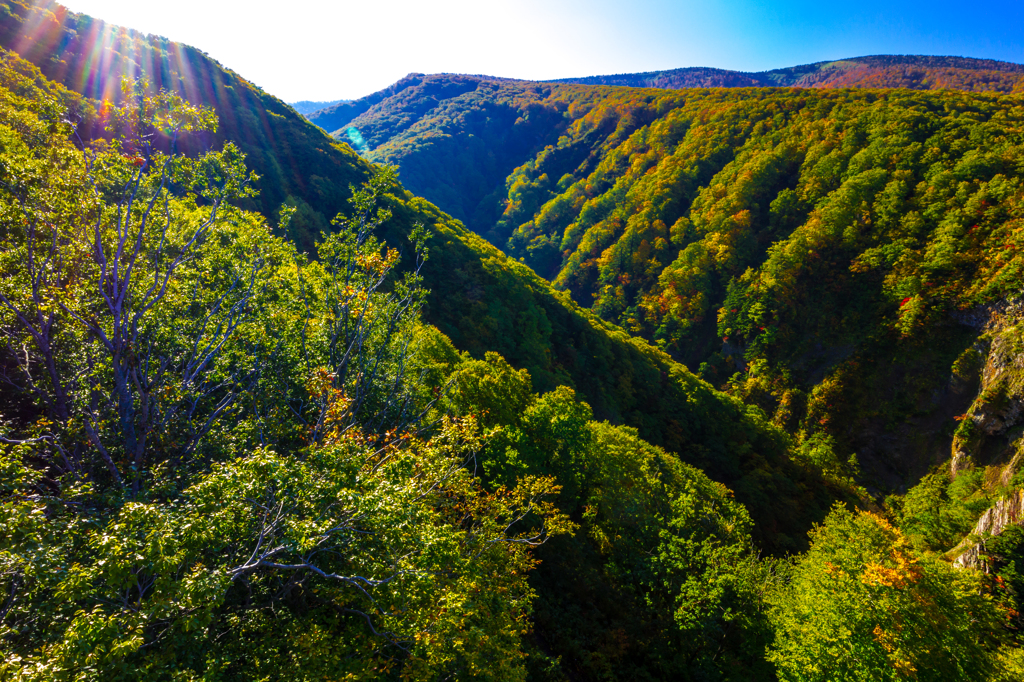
[0,0,369,252]
[475,84,1024,488]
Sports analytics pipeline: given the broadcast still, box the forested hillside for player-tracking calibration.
[2,1,1024,680]
[298,56,1024,679]
[0,0,378,254]
[493,85,1024,487]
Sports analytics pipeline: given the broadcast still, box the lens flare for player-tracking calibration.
[345,127,369,155]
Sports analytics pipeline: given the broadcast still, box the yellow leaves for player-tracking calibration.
[862,561,918,589]
[305,367,361,445]
[859,512,922,590]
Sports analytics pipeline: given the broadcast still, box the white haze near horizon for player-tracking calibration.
[59,0,1024,103]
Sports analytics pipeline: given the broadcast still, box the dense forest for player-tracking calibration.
[2,1,1024,680]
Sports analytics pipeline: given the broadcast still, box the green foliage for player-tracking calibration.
[434,349,781,679]
[530,421,778,681]
[448,352,535,429]
[0,2,843,557]
[482,385,594,507]
[982,524,1024,637]
[395,197,840,552]
[0,69,575,680]
[794,432,859,486]
[895,469,993,552]
[5,9,1024,679]
[769,505,1009,681]
[331,67,1024,494]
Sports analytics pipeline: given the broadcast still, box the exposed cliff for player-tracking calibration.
[953,488,1024,570]
[951,300,1024,476]
[946,300,1024,570]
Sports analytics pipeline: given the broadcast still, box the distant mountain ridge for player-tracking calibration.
[288,98,350,115]
[305,72,525,141]
[546,54,1024,91]
[307,55,1024,142]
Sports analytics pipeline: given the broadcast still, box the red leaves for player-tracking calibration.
[900,297,911,307]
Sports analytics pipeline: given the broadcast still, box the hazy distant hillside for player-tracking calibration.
[549,54,1024,93]
[288,98,350,115]
[305,72,526,145]
[316,74,573,229]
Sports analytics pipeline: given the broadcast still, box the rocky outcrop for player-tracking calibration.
[952,489,1024,570]
[946,300,1024,572]
[950,300,1024,476]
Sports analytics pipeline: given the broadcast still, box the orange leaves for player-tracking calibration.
[862,561,919,590]
[305,367,354,445]
[857,512,922,590]
[304,366,337,398]
[356,246,400,278]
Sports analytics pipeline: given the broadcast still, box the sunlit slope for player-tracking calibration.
[493,86,1024,487]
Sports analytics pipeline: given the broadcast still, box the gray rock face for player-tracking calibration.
[978,331,1024,432]
[953,489,1024,570]
[950,302,1024,477]
[947,301,1024,571]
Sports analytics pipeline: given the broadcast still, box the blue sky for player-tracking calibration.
[60,0,1024,102]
